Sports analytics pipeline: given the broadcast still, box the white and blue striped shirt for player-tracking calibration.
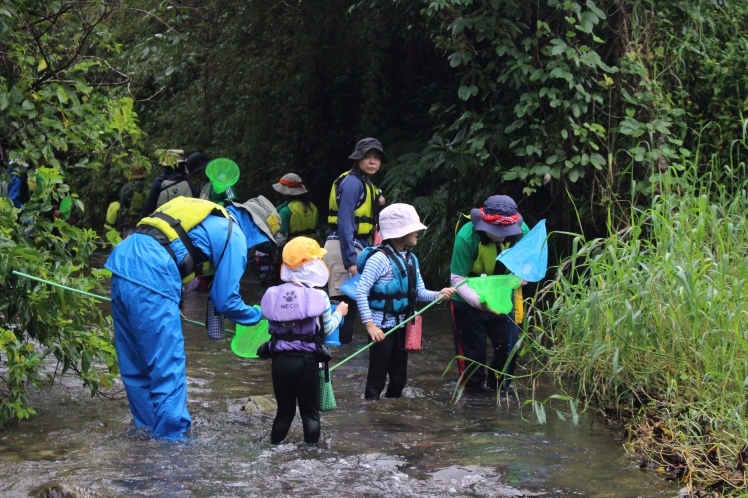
[318,288,344,336]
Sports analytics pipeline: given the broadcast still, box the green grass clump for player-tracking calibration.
[532,156,748,494]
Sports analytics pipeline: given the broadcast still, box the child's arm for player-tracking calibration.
[415,266,455,302]
[355,251,389,342]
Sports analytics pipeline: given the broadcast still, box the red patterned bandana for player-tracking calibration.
[480,208,519,226]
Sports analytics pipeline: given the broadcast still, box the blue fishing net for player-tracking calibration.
[497,219,548,282]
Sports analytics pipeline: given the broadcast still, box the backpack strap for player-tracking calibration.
[374,243,413,323]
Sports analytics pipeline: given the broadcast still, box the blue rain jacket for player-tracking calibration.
[107,208,267,325]
[105,207,269,440]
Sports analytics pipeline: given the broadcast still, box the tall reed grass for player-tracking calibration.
[529,142,748,493]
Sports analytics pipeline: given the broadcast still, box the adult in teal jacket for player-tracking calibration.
[105,197,279,440]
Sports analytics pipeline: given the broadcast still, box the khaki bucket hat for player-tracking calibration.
[231,195,281,242]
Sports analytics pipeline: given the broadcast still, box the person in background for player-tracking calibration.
[261,236,347,445]
[355,204,455,400]
[272,173,319,247]
[105,196,275,440]
[449,195,528,393]
[256,173,319,288]
[323,138,386,344]
[1,158,30,208]
[197,153,237,206]
[140,149,197,217]
[116,164,147,237]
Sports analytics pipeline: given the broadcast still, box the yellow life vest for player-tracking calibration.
[327,170,378,237]
[288,199,318,236]
[105,201,120,231]
[137,197,230,283]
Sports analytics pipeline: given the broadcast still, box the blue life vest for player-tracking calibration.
[356,243,418,317]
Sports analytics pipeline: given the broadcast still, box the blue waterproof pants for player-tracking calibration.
[111,276,191,440]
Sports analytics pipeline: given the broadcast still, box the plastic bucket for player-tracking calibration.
[340,274,360,300]
[326,317,342,346]
[231,319,270,358]
[206,158,240,194]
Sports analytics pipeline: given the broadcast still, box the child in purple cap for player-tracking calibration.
[449,195,528,393]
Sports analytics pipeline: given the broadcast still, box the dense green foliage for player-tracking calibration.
[529,148,748,493]
[2,0,748,492]
[0,0,148,424]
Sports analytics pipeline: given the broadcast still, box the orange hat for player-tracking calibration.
[282,237,327,269]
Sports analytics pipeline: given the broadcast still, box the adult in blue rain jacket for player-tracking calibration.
[105,196,280,440]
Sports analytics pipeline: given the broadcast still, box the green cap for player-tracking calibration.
[206,158,240,194]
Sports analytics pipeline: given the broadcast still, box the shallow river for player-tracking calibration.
[0,278,679,497]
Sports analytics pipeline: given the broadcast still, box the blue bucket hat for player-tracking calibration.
[470,195,523,238]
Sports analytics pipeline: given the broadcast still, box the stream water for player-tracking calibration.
[0,277,679,497]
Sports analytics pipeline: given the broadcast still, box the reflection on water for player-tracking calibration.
[0,276,678,497]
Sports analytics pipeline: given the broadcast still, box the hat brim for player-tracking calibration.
[232,202,277,243]
[470,208,523,238]
[189,164,207,176]
[348,148,390,163]
[272,183,307,196]
[379,222,428,241]
[280,259,330,288]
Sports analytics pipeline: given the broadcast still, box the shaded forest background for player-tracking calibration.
[3,2,748,492]
[4,0,747,281]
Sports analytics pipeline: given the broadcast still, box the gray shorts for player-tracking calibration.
[322,239,361,298]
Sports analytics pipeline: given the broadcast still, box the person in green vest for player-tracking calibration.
[255,172,318,288]
[449,195,528,393]
[272,172,319,247]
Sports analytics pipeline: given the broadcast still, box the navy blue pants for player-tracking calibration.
[271,352,320,444]
[336,295,358,344]
[450,300,519,391]
[365,327,408,399]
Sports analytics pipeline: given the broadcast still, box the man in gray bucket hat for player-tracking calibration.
[323,137,387,343]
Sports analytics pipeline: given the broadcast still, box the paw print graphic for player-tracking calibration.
[283,290,296,302]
